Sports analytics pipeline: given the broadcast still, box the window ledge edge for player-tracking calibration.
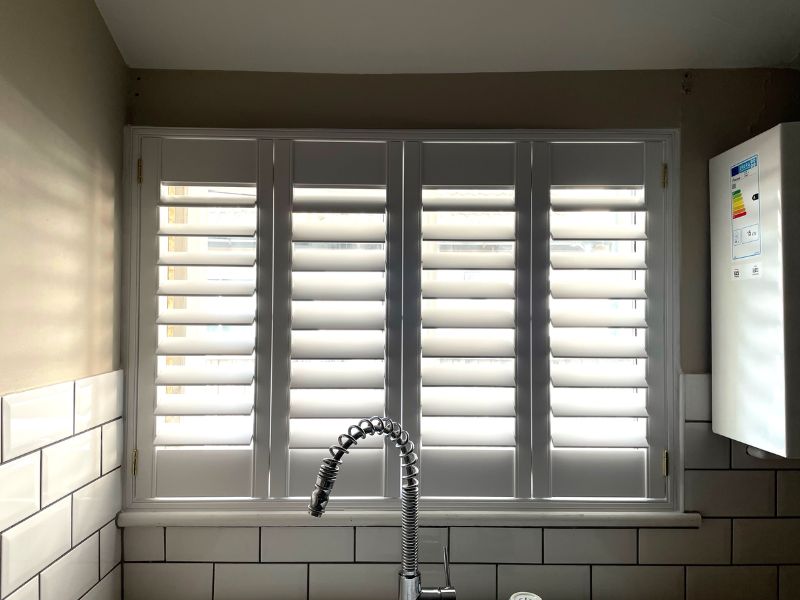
[117,509,701,529]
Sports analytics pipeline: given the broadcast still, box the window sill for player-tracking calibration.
[117,509,701,529]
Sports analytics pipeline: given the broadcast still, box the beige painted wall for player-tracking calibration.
[0,0,127,394]
[128,68,800,373]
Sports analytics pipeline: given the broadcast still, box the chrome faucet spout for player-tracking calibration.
[308,416,455,600]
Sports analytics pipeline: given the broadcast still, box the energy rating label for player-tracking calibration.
[730,154,761,261]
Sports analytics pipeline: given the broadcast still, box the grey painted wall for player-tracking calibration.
[0,0,127,394]
[127,67,800,374]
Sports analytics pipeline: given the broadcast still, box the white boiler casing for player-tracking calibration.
[710,122,800,457]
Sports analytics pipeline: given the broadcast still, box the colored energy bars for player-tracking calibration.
[732,189,747,219]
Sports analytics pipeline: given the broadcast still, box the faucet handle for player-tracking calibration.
[443,545,452,588]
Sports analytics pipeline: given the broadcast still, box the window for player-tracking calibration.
[128,131,677,510]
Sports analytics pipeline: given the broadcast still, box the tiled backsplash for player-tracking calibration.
[121,375,800,600]
[0,371,123,600]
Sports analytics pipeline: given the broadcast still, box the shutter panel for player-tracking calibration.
[419,143,517,497]
[287,141,388,497]
[140,137,260,499]
[548,142,654,498]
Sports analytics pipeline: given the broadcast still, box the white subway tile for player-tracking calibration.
[498,565,590,600]
[0,498,71,597]
[592,566,684,600]
[544,528,636,564]
[419,563,495,600]
[781,566,800,600]
[309,564,396,600]
[4,578,38,600]
[0,453,40,531]
[1,381,73,461]
[72,470,121,543]
[101,419,123,474]
[451,527,542,563]
[124,563,212,600]
[778,471,800,516]
[355,527,447,563]
[40,533,99,600]
[261,526,353,562]
[123,527,164,561]
[639,519,731,564]
[686,566,777,600]
[75,371,123,433]
[733,519,800,564]
[166,527,259,562]
[83,567,122,600]
[41,428,101,505]
[100,521,121,577]
[683,374,711,421]
[215,564,306,600]
[685,470,774,516]
[685,422,730,469]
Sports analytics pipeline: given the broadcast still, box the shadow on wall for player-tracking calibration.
[0,0,126,395]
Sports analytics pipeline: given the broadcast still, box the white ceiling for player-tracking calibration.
[95,0,800,74]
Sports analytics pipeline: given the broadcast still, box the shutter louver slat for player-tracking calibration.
[292,215,385,242]
[156,368,254,386]
[549,305,646,328]
[292,247,386,271]
[292,187,386,212]
[421,387,516,417]
[289,389,385,418]
[550,252,646,270]
[157,309,256,325]
[158,250,256,267]
[157,281,256,296]
[156,339,255,356]
[422,249,515,270]
[421,279,515,299]
[291,301,385,329]
[291,330,385,359]
[155,395,254,416]
[422,301,514,328]
[550,331,647,358]
[421,329,515,357]
[550,187,645,210]
[550,279,646,299]
[551,224,646,240]
[158,223,256,236]
[292,273,386,300]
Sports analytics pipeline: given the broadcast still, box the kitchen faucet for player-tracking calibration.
[309,416,457,600]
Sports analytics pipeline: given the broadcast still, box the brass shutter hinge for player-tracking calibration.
[137,158,143,184]
[662,163,668,188]
[131,448,139,476]
[662,450,670,477]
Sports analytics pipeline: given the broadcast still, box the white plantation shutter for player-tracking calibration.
[546,142,668,499]
[135,137,261,499]
[130,131,675,508]
[271,141,393,498]
[416,142,524,497]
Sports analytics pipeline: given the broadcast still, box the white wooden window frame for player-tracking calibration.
[123,127,681,514]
